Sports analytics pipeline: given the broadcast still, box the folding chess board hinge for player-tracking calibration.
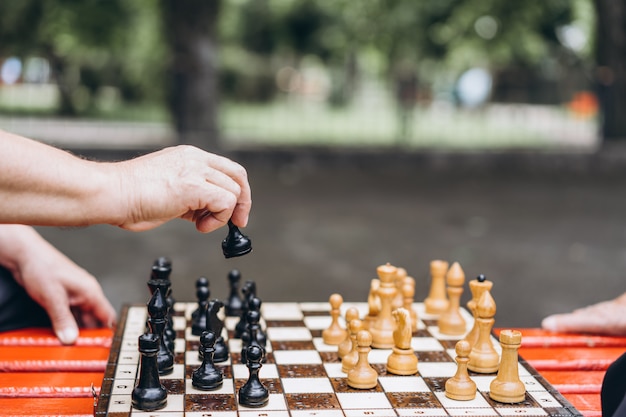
[91,382,98,416]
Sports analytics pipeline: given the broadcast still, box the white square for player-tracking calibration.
[187,412,237,417]
[174,338,186,353]
[161,364,185,379]
[237,393,288,411]
[172,316,186,331]
[132,394,184,414]
[224,316,239,331]
[427,327,470,341]
[377,376,430,392]
[185,327,201,341]
[266,327,312,341]
[435,391,489,408]
[299,302,329,312]
[114,364,138,380]
[107,394,132,413]
[117,351,139,365]
[313,337,339,352]
[528,390,561,407]
[368,348,393,364]
[324,363,345,378]
[446,408,497,416]
[303,316,334,330]
[111,380,134,395]
[336,392,392,410]
[397,409,448,416]
[282,377,334,393]
[261,303,303,320]
[344,410,397,417]
[473,376,495,392]
[273,350,322,365]
[522,376,549,392]
[185,350,202,366]
[232,363,279,379]
[412,337,445,351]
[185,378,234,394]
[417,362,457,378]
[291,410,345,417]
[495,407,548,416]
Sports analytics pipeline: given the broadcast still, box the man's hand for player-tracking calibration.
[111,145,252,233]
[0,225,116,344]
[541,292,626,336]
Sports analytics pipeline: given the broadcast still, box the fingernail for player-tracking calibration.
[541,316,557,332]
[57,327,79,345]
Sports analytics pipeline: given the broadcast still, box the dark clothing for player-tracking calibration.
[0,265,50,331]
[603,351,626,417]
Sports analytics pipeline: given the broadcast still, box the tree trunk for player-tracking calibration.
[593,0,626,140]
[159,0,221,150]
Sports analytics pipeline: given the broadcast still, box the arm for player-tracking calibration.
[0,224,117,344]
[0,130,252,233]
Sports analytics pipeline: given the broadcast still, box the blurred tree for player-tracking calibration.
[0,0,137,115]
[593,0,626,140]
[159,0,221,149]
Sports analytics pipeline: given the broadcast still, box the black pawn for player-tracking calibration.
[191,278,210,336]
[192,330,224,390]
[238,344,269,408]
[225,269,244,317]
[147,288,174,375]
[241,308,265,364]
[205,299,229,363]
[132,333,167,411]
[222,220,252,258]
[235,281,256,338]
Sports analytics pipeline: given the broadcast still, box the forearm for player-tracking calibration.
[0,130,125,227]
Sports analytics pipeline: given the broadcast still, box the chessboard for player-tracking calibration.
[95,300,583,417]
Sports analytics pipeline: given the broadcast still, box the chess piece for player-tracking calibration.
[363,278,381,330]
[489,330,526,403]
[132,333,167,411]
[222,220,252,258]
[341,318,363,373]
[191,277,210,335]
[235,281,256,338]
[464,274,493,349]
[238,344,269,408]
[225,269,244,316]
[370,263,397,348]
[424,260,449,315]
[322,293,347,345]
[148,257,175,352]
[445,340,477,401]
[392,267,407,310]
[192,330,224,390]
[147,288,174,375]
[438,262,467,335]
[386,308,418,375]
[468,290,499,374]
[241,307,266,364]
[205,299,229,363]
[347,330,378,389]
[338,307,360,358]
[402,277,418,333]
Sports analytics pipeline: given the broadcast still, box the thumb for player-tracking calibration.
[45,295,79,345]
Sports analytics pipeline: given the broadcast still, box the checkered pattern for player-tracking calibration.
[95,302,582,417]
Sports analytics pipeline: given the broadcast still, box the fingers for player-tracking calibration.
[43,290,80,345]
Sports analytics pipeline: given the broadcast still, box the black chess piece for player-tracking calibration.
[222,220,252,258]
[192,330,224,390]
[238,344,269,408]
[241,308,266,364]
[235,281,256,338]
[147,288,174,375]
[132,333,168,411]
[148,260,175,353]
[191,278,210,336]
[240,297,266,353]
[477,274,487,282]
[225,269,244,317]
[204,299,229,363]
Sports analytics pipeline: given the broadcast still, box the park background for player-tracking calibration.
[1,0,626,328]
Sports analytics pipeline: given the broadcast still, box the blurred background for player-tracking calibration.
[1,0,626,328]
